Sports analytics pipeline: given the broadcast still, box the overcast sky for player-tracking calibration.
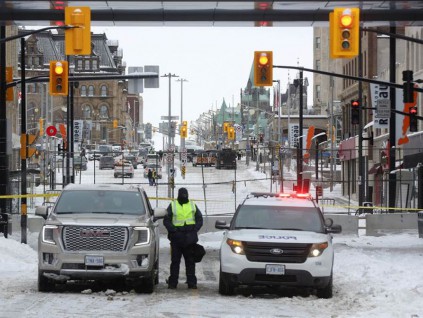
[92,26,314,127]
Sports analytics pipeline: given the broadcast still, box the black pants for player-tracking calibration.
[168,242,196,287]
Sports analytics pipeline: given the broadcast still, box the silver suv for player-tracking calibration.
[36,184,167,293]
[215,192,342,298]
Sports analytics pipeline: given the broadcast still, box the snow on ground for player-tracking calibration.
[2,134,423,317]
[1,231,423,317]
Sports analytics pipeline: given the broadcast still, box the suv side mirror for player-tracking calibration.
[327,224,342,233]
[153,207,167,220]
[35,206,48,219]
[215,220,230,230]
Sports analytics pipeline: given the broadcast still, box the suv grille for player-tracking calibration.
[243,241,311,263]
[63,226,128,251]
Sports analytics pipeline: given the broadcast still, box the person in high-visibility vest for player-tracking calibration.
[163,187,203,290]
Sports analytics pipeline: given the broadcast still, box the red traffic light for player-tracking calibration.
[351,100,360,108]
[410,106,417,115]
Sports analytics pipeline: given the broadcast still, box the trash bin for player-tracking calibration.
[418,212,423,239]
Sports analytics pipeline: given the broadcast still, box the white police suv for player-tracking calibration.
[215,192,342,298]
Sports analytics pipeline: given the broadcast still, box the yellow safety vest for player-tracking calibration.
[171,200,196,227]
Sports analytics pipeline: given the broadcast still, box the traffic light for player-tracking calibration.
[182,120,187,127]
[223,122,229,133]
[409,106,418,132]
[180,125,188,138]
[403,70,414,103]
[113,119,118,128]
[330,8,360,58]
[351,99,360,125]
[65,7,91,55]
[228,127,235,140]
[253,51,273,86]
[49,61,68,96]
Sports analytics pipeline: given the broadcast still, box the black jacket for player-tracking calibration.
[163,200,203,247]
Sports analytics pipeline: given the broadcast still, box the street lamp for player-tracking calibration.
[176,78,188,178]
[162,73,179,198]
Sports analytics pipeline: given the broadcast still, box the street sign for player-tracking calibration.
[161,116,179,120]
[46,126,57,137]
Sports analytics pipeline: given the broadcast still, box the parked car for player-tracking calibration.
[143,163,162,179]
[99,156,115,170]
[73,155,88,171]
[35,183,167,293]
[114,161,134,178]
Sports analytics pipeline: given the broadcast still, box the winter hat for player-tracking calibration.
[178,187,189,199]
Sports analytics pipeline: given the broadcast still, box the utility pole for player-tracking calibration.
[162,73,179,198]
[176,78,188,179]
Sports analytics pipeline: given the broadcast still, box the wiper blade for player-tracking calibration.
[276,228,304,231]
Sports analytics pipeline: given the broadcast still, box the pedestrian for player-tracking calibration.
[237,150,242,160]
[152,168,157,186]
[163,187,203,290]
[147,168,153,186]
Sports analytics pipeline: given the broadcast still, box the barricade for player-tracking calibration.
[366,213,418,236]
[325,214,358,236]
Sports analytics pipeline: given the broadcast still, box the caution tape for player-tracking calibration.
[320,203,422,213]
[0,193,60,199]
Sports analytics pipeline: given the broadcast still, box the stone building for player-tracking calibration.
[16,28,142,152]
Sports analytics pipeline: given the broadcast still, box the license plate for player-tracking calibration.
[85,256,104,266]
[265,264,285,275]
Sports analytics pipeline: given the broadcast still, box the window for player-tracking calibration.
[84,60,90,70]
[80,85,87,97]
[77,60,83,70]
[315,85,321,100]
[316,60,321,70]
[315,37,321,49]
[88,85,94,97]
[100,85,108,97]
[82,105,91,118]
[99,105,109,119]
[92,60,98,70]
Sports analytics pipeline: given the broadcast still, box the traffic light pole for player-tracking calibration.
[20,37,28,244]
[388,26,397,210]
[358,28,365,210]
[0,26,8,222]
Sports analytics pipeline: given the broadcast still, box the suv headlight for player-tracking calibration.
[226,239,245,255]
[134,227,151,246]
[308,242,329,257]
[42,225,58,245]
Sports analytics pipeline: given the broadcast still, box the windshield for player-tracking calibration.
[54,190,146,215]
[233,205,324,232]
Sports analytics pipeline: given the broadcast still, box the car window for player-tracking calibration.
[54,190,146,215]
[234,205,324,232]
